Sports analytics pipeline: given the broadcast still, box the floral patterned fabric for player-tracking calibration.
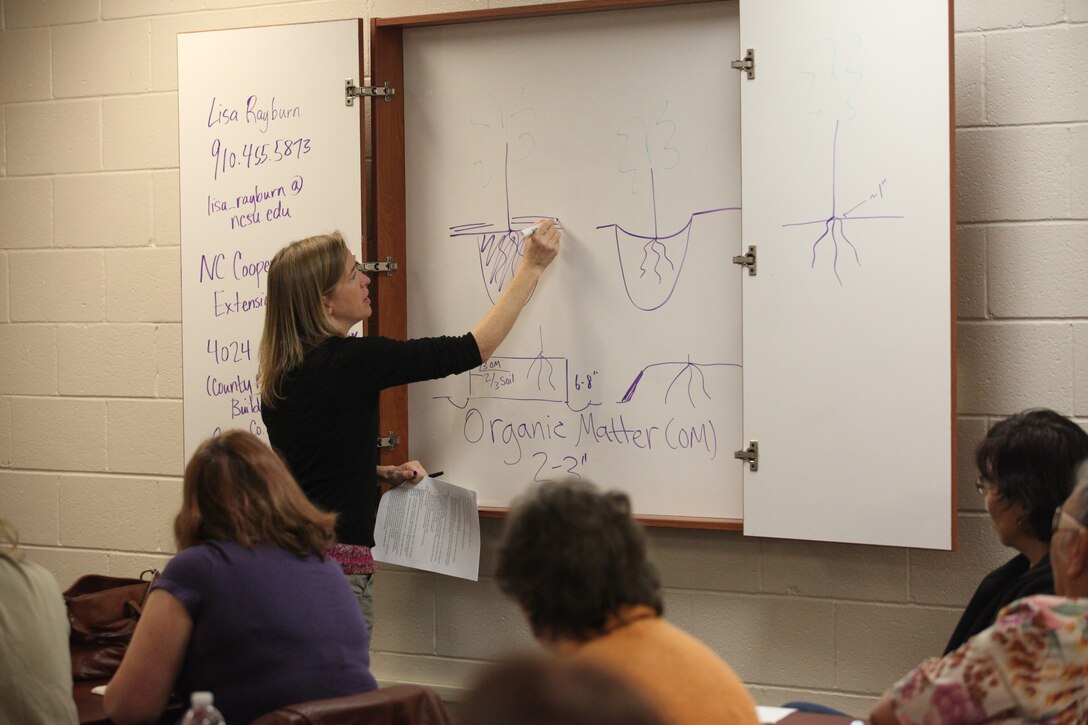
[891,595,1088,724]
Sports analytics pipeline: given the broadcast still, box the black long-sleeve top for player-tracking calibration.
[942,553,1054,654]
[262,333,481,547]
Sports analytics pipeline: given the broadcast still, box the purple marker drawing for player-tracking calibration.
[618,358,742,406]
[782,119,903,285]
[450,142,558,305]
[430,330,602,413]
[601,104,740,311]
[456,355,568,404]
[517,221,544,240]
[598,168,739,311]
[526,328,557,392]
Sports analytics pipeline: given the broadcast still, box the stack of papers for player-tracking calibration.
[372,476,481,581]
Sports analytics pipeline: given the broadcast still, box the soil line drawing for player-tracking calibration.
[618,358,742,406]
[782,119,903,285]
[598,103,739,311]
[598,168,738,311]
[450,91,556,305]
[432,329,600,413]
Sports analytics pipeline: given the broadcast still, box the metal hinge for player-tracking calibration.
[377,431,401,451]
[357,257,398,276]
[345,79,396,106]
[732,245,757,276]
[730,48,755,80]
[734,440,759,472]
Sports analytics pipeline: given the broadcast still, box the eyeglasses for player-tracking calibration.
[1052,505,1086,536]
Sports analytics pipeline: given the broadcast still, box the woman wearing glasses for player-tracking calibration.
[870,461,1088,724]
[258,224,559,630]
[942,408,1088,654]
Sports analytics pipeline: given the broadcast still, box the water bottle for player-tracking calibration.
[180,691,226,725]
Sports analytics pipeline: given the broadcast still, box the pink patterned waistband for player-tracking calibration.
[326,543,375,575]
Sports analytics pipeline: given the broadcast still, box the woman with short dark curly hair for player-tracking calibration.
[497,479,759,725]
[497,481,661,641]
[944,407,1088,653]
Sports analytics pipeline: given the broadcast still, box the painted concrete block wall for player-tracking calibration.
[0,0,1084,713]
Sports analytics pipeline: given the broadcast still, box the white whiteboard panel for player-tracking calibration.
[403,4,744,519]
[739,1,952,547]
[179,21,364,462]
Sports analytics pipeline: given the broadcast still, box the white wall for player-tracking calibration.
[1,0,1085,714]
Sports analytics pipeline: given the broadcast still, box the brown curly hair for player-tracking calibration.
[496,479,662,642]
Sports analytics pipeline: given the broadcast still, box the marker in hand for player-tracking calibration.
[517,220,554,240]
[430,471,445,479]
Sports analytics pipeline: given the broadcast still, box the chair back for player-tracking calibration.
[250,684,451,725]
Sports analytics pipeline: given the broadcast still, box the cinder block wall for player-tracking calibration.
[1,0,1084,714]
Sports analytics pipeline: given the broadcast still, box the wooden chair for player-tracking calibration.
[250,684,451,725]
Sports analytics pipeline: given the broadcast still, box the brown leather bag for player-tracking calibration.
[63,570,159,681]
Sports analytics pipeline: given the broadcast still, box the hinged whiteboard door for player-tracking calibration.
[399,4,745,521]
[179,20,364,462]
[740,0,953,548]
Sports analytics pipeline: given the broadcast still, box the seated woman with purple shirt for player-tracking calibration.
[104,430,376,725]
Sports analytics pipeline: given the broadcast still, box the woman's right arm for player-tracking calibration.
[104,589,193,725]
[471,219,560,361]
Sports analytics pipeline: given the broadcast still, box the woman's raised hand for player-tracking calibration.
[522,219,560,272]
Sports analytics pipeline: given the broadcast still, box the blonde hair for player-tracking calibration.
[258,232,349,403]
[175,430,337,556]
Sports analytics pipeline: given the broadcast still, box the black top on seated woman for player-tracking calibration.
[944,408,1088,654]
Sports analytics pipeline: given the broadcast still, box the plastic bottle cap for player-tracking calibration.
[191,691,214,707]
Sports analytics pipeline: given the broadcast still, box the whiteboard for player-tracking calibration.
[402,4,745,520]
[178,21,364,461]
[739,0,952,547]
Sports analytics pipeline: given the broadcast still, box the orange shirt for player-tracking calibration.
[557,606,760,725]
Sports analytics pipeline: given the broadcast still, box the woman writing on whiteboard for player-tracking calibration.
[258,222,559,630]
